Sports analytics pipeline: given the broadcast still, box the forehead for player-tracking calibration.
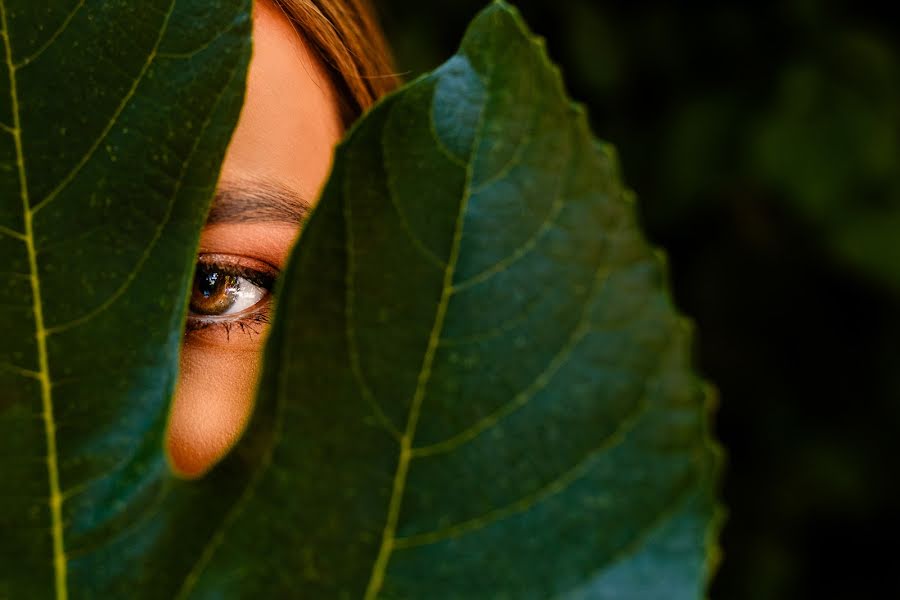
[219,0,342,203]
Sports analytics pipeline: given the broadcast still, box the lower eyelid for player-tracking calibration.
[188,300,272,324]
[185,301,273,340]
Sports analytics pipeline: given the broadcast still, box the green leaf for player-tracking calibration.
[0,1,251,598]
[751,33,900,290]
[180,3,721,598]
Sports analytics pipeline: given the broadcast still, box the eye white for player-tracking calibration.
[219,278,266,316]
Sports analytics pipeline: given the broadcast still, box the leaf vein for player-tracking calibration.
[64,472,173,560]
[427,102,468,170]
[346,139,405,440]
[0,361,40,380]
[468,98,536,195]
[417,224,661,456]
[451,195,566,294]
[13,0,85,69]
[30,1,174,215]
[40,3,183,337]
[545,485,698,600]
[157,9,246,60]
[382,135,451,269]
[394,397,652,550]
[1,1,67,596]
[437,288,543,347]
[0,223,26,240]
[450,138,569,294]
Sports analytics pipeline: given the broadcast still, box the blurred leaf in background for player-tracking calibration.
[752,30,900,288]
[378,1,900,599]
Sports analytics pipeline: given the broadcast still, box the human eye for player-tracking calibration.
[185,253,277,341]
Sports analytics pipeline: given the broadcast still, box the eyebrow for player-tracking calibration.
[206,181,313,225]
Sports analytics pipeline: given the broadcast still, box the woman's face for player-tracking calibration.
[165,0,342,476]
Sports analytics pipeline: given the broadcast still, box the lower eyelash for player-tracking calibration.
[185,309,272,340]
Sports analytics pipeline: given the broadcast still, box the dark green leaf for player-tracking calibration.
[181,3,721,598]
[751,33,900,290]
[0,1,251,598]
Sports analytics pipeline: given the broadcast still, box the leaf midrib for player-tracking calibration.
[1,2,175,597]
[0,3,67,599]
[360,65,489,599]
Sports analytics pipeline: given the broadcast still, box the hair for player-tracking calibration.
[270,0,401,126]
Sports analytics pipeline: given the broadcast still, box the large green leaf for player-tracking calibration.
[0,1,252,598]
[178,3,721,598]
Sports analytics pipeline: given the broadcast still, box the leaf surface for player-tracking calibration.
[183,3,721,598]
[0,1,252,598]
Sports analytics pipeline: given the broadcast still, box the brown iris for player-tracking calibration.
[190,267,240,315]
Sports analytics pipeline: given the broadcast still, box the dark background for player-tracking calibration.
[378,1,900,598]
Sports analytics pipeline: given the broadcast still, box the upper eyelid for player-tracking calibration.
[195,256,278,290]
[196,252,278,268]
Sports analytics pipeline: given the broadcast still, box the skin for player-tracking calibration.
[165,0,342,477]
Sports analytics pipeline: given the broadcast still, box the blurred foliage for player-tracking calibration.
[377,1,900,598]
